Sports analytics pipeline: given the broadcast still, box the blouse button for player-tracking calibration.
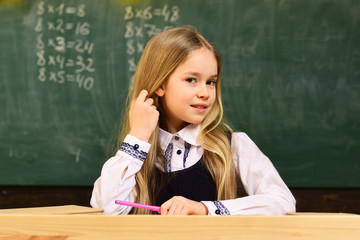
[176,150,182,155]
[174,136,180,140]
[133,144,139,150]
[215,210,221,215]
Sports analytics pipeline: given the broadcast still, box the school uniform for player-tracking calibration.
[90,124,296,215]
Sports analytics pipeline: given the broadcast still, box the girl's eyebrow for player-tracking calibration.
[183,72,218,79]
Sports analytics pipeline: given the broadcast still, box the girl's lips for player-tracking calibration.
[191,105,206,108]
[191,104,208,112]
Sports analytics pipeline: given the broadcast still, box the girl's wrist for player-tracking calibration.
[199,202,209,215]
[129,131,150,142]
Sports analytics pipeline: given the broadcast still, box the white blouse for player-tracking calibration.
[90,124,296,215]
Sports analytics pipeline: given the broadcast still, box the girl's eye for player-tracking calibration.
[207,80,217,86]
[186,78,196,83]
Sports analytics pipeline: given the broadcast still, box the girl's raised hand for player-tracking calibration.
[129,89,159,142]
[160,196,209,215]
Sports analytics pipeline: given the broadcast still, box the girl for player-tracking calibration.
[90,27,296,215]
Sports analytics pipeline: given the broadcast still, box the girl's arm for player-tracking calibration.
[91,90,159,215]
[90,135,151,215]
[202,132,296,215]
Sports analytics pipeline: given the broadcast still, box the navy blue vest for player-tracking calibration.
[155,157,216,206]
[154,157,248,207]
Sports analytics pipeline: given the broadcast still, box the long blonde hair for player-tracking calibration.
[117,27,238,214]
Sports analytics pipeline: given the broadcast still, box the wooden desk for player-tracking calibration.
[0,206,359,240]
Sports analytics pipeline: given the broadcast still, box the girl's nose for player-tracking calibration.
[197,83,210,99]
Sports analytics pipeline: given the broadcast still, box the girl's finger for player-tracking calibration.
[167,202,180,216]
[174,204,184,215]
[137,89,148,102]
[179,207,189,216]
[145,97,154,106]
[160,198,173,215]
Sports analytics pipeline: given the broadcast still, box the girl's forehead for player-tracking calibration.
[174,48,218,75]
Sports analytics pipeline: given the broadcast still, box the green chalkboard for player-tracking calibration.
[0,0,359,187]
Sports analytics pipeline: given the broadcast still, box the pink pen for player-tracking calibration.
[115,200,161,213]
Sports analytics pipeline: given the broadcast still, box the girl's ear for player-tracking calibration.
[155,86,165,97]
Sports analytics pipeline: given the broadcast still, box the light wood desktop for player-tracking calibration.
[0,206,359,240]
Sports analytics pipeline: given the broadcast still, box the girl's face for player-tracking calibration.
[156,47,218,133]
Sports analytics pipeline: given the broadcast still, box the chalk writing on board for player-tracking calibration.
[124,5,180,77]
[9,146,38,160]
[34,1,95,91]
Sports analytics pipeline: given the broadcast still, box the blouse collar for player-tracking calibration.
[159,124,201,151]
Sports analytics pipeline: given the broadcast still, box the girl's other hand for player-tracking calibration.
[160,196,209,215]
[129,89,159,142]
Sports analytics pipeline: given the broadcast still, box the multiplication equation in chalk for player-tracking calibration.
[34,2,95,91]
[124,5,180,77]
